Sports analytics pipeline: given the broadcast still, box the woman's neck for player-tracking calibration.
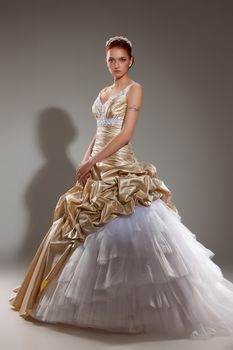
[111,76,132,89]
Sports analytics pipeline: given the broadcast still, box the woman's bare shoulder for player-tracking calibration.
[99,85,110,94]
[127,81,143,96]
[132,81,143,89]
[128,81,143,96]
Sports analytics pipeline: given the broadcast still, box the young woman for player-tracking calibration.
[9,35,233,339]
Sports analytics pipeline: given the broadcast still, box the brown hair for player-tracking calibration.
[105,39,134,68]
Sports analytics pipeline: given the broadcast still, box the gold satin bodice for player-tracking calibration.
[9,83,179,318]
[91,83,137,169]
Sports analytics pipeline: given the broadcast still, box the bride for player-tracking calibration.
[9,35,233,339]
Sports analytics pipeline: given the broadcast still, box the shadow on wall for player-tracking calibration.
[15,107,77,264]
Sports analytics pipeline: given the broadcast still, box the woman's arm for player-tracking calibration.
[76,134,96,186]
[81,134,96,162]
[89,83,143,166]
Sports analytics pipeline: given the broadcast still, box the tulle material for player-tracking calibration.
[30,198,233,339]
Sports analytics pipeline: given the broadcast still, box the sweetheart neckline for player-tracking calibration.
[98,82,136,106]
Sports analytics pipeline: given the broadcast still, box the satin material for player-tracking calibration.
[9,85,178,318]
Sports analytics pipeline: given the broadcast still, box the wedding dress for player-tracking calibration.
[9,82,233,339]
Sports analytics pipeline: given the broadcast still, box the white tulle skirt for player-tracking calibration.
[30,198,233,339]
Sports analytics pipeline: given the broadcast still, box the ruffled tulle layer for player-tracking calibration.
[30,198,233,339]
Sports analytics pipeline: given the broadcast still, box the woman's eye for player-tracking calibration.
[108,58,126,62]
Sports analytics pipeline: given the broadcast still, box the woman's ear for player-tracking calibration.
[129,56,134,68]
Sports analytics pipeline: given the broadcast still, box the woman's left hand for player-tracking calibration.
[76,159,93,186]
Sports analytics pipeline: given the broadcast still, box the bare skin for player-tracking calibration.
[76,46,143,186]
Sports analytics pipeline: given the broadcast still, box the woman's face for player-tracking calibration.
[105,47,133,78]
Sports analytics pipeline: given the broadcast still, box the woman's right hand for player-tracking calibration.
[76,154,93,187]
[77,170,91,187]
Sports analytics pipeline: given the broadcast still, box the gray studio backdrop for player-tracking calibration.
[0,0,232,268]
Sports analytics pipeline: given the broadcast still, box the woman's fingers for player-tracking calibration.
[78,172,91,187]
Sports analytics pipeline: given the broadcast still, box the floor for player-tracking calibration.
[2,262,233,350]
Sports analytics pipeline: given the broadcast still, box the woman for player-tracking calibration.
[9,35,233,339]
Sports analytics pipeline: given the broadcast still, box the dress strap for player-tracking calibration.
[124,82,136,91]
[124,82,136,97]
